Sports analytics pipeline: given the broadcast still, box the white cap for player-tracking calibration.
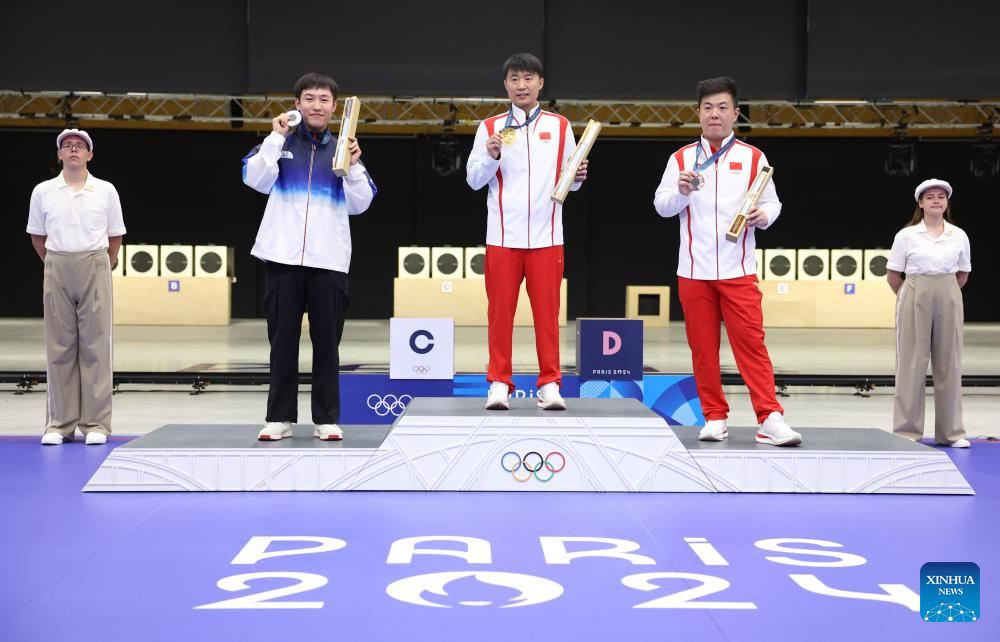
[56,128,93,151]
[914,178,952,202]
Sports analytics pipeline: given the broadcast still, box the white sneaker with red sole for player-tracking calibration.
[756,412,802,446]
[314,424,344,441]
[258,421,292,441]
[699,420,728,441]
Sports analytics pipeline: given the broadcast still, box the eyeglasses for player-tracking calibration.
[60,143,89,151]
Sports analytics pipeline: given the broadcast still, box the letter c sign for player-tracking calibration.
[410,330,435,355]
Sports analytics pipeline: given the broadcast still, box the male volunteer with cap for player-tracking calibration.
[243,72,376,442]
[27,129,125,445]
[466,52,588,411]
[654,76,801,446]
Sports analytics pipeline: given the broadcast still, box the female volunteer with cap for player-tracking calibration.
[886,178,972,448]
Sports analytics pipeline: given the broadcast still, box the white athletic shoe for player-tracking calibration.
[314,424,344,441]
[258,421,293,441]
[485,381,510,410]
[40,432,66,445]
[756,412,802,446]
[84,432,108,445]
[947,439,971,448]
[537,382,567,410]
[699,419,728,441]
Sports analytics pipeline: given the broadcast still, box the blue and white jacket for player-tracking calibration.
[243,126,376,272]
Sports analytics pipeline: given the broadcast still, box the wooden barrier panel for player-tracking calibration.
[393,278,567,326]
[759,280,895,328]
[113,277,231,326]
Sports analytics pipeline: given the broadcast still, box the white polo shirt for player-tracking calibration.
[887,221,971,275]
[26,172,126,252]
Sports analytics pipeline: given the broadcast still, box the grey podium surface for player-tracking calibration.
[120,424,390,449]
[674,426,936,452]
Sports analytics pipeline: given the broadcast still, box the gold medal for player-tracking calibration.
[500,127,517,145]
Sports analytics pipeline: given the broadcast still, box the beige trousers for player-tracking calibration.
[893,273,965,444]
[42,251,114,438]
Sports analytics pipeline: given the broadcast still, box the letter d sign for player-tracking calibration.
[602,331,621,356]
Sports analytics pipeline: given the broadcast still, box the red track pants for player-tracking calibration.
[677,275,783,423]
[486,245,563,392]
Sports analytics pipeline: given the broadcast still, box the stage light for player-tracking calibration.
[431,135,461,176]
[884,136,916,178]
[970,141,999,178]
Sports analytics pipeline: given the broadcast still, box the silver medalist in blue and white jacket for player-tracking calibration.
[243,126,376,272]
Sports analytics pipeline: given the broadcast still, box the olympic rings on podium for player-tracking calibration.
[500,451,566,483]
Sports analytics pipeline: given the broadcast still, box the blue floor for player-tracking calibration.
[1,436,997,642]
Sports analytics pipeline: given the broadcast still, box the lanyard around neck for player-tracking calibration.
[504,105,542,131]
[694,136,736,173]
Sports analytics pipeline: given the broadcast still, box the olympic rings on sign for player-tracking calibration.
[500,451,566,483]
[366,394,413,417]
[412,365,431,375]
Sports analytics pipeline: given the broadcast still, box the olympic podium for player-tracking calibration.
[84,398,973,495]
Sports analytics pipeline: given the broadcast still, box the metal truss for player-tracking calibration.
[1,91,997,136]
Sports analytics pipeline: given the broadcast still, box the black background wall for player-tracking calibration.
[4,129,997,321]
[5,0,999,99]
[807,0,1000,99]
[2,0,997,320]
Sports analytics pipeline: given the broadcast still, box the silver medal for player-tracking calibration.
[690,174,703,191]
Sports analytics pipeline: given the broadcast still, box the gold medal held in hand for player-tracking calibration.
[499,127,517,145]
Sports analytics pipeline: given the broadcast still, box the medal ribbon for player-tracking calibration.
[693,136,737,173]
[504,105,543,132]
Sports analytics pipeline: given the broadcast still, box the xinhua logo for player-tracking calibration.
[920,562,979,622]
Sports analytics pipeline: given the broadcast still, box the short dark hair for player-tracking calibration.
[696,77,738,105]
[502,53,544,79]
[294,72,339,100]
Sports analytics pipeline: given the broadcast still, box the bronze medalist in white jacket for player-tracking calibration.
[654,133,782,280]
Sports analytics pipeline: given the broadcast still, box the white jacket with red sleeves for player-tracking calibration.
[466,104,581,248]
[654,133,782,280]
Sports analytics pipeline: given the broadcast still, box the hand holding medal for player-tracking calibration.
[678,170,698,195]
[500,105,542,146]
[684,137,737,195]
